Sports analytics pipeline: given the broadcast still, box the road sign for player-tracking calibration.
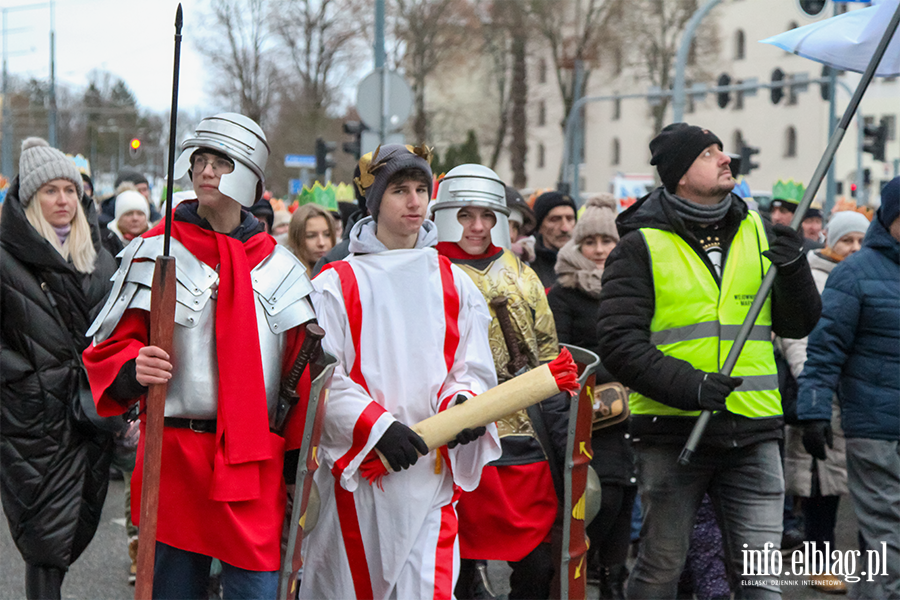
[284,154,316,169]
[356,69,413,132]
[360,130,405,157]
[289,178,303,196]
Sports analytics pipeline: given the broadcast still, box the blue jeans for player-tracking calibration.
[627,440,784,600]
[152,542,278,600]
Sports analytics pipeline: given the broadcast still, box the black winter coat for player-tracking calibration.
[548,283,635,485]
[597,188,821,448]
[0,177,117,569]
[530,234,559,289]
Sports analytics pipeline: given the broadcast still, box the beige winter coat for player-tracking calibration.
[782,250,848,497]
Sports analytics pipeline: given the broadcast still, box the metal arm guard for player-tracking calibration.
[86,237,316,421]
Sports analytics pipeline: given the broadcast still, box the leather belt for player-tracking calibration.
[163,417,279,435]
[164,417,216,433]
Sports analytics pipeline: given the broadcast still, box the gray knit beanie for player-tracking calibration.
[825,210,870,248]
[353,144,433,220]
[574,193,619,246]
[18,137,84,206]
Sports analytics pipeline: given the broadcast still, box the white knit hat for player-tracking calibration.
[114,190,150,222]
[825,211,870,248]
[18,137,84,205]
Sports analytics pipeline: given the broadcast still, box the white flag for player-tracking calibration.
[760,0,900,77]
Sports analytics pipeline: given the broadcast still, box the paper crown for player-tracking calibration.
[297,181,338,211]
[772,179,805,204]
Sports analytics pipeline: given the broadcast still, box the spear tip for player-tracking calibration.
[175,4,183,31]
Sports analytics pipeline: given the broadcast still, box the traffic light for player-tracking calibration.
[771,68,785,105]
[850,183,857,198]
[726,153,741,178]
[820,65,832,101]
[717,73,731,109]
[129,137,142,159]
[342,121,367,160]
[315,137,337,176]
[863,121,888,162]
[799,0,826,17]
[739,144,760,175]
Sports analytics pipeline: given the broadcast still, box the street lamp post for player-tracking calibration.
[672,0,724,123]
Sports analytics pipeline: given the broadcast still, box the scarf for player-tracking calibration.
[434,241,502,261]
[818,246,846,263]
[52,223,71,246]
[145,218,276,501]
[662,188,732,225]
[555,239,604,297]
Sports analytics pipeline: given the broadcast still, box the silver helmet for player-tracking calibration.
[173,112,269,207]
[431,164,511,249]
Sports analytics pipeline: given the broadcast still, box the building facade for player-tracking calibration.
[428,0,899,207]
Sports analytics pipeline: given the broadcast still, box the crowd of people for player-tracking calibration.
[0,114,897,600]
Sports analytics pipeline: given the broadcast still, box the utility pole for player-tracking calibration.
[48,0,56,147]
[374,0,387,145]
[672,0,723,123]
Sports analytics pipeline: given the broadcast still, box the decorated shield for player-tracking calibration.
[278,349,338,600]
[559,344,601,600]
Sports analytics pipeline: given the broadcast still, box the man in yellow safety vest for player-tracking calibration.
[597,123,821,599]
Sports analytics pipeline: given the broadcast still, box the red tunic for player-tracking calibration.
[456,461,558,562]
[83,219,311,571]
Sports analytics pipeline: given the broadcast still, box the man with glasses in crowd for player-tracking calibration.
[84,113,317,599]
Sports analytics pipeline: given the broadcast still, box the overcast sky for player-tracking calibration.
[5,0,212,113]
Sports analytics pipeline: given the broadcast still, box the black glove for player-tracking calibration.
[762,223,805,268]
[696,372,744,412]
[802,420,833,461]
[375,421,428,472]
[447,395,487,449]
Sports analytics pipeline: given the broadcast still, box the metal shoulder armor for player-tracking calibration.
[250,245,316,334]
[86,236,219,343]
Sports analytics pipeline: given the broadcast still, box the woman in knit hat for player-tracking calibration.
[0,138,117,599]
[547,193,636,598]
[779,209,871,593]
[101,188,152,258]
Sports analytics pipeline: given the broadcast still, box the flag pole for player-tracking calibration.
[679,2,900,465]
[134,5,182,597]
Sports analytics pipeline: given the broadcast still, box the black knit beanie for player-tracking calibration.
[877,176,899,229]
[533,191,577,231]
[650,123,723,193]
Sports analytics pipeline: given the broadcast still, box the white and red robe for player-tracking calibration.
[300,219,501,600]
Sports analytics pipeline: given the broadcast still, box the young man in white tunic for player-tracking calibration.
[300,144,502,600]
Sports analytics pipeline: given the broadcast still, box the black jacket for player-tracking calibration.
[548,283,635,484]
[530,234,559,289]
[0,177,117,568]
[597,188,821,447]
[548,284,603,359]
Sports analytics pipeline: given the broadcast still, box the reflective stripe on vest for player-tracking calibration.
[631,209,782,418]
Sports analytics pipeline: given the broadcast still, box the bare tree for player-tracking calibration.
[528,0,614,130]
[200,0,277,126]
[478,0,530,178]
[271,0,365,113]
[391,0,475,142]
[610,0,719,134]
